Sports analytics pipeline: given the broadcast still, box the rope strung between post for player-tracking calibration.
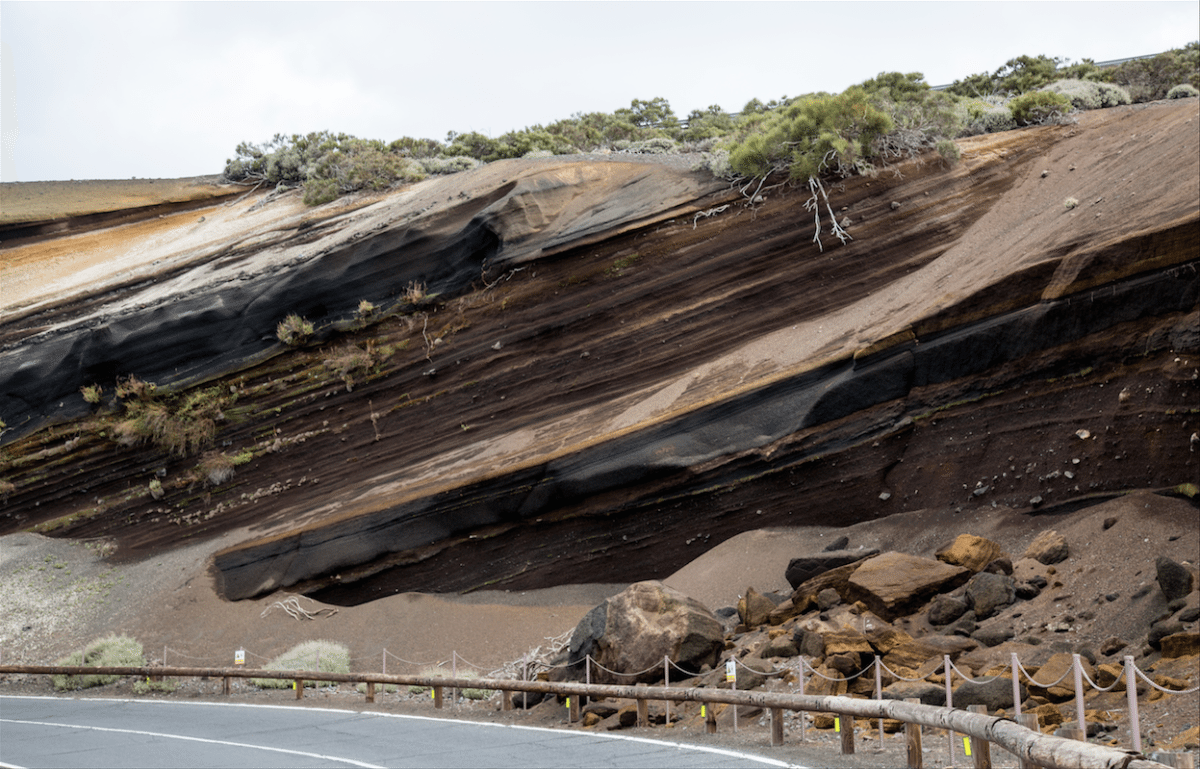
[1133,665,1200,694]
[876,656,942,682]
[1077,664,1123,693]
[382,649,442,667]
[946,658,1008,685]
[1014,656,1075,688]
[798,655,873,682]
[588,658,667,678]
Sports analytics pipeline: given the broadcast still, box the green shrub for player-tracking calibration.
[1064,197,1079,210]
[456,669,493,700]
[418,155,482,175]
[276,314,314,346]
[133,678,178,694]
[936,140,962,164]
[621,137,678,154]
[1167,83,1199,99]
[1107,44,1200,102]
[52,635,145,691]
[1041,79,1130,110]
[1008,91,1072,125]
[727,87,894,180]
[250,640,350,689]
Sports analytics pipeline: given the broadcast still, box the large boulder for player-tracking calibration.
[964,572,1017,619]
[1156,556,1195,602]
[565,581,723,684]
[936,534,1008,573]
[844,552,971,621]
[738,587,777,628]
[1024,530,1069,565]
[785,548,880,590]
[789,556,876,605]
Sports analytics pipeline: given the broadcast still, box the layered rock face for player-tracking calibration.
[0,101,1196,605]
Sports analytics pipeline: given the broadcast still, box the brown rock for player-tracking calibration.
[1160,632,1200,658]
[822,629,874,656]
[1027,652,1092,701]
[865,622,913,655]
[844,552,971,620]
[1031,702,1066,727]
[936,534,1007,573]
[578,581,724,684]
[738,587,776,628]
[1024,530,1069,565]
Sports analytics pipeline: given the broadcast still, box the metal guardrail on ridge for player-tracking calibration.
[0,664,1176,769]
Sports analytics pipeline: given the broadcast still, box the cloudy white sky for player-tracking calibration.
[1,1,1196,182]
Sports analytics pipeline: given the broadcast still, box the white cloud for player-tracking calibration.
[2,0,1196,181]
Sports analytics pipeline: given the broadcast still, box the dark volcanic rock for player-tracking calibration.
[785,549,879,590]
[928,595,970,626]
[953,675,1026,711]
[965,572,1017,619]
[1156,556,1194,602]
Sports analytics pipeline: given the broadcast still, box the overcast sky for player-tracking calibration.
[1,1,1197,182]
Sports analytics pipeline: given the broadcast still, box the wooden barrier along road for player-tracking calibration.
[0,664,1172,769]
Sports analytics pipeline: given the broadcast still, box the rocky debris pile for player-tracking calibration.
[547,530,1199,746]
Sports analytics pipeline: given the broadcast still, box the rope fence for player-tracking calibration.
[9,637,1196,767]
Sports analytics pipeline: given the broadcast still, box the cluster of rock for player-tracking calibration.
[541,531,1199,743]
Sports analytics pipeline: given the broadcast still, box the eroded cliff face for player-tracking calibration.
[1,101,1196,603]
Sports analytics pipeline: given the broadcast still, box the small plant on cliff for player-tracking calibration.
[115,375,156,401]
[356,299,377,322]
[197,452,235,486]
[250,640,350,689]
[401,281,428,306]
[52,634,145,691]
[1064,197,1079,210]
[276,314,314,346]
[80,384,103,405]
[111,384,233,458]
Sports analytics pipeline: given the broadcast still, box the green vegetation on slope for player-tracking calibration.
[222,44,1199,208]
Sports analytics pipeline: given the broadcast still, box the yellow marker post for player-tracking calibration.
[963,736,972,756]
[701,705,706,717]
[835,717,841,732]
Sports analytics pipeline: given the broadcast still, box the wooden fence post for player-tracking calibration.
[365,681,375,703]
[636,683,648,727]
[502,690,512,711]
[875,655,884,750]
[223,676,230,695]
[905,698,923,769]
[568,695,580,723]
[798,658,807,742]
[967,705,992,769]
[1016,712,1043,769]
[433,685,443,710]
[705,704,717,734]
[770,707,784,746]
[295,679,304,699]
[839,713,855,754]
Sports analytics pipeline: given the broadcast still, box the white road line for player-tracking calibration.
[0,718,384,769]
[1,696,804,768]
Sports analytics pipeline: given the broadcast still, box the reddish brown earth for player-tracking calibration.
[0,102,1197,756]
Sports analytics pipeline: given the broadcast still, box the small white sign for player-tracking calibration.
[234,649,245,666]
[725,659,736,683]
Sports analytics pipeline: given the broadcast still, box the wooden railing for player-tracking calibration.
[0,664,1176,769]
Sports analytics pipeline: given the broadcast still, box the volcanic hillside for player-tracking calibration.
[0,99,1197,611]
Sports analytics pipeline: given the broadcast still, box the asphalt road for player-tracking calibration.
[0,696,800,768]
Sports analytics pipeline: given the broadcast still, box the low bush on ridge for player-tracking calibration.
[250,640,351,689]
[224,43,1198,209]
[52,635,146,691]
